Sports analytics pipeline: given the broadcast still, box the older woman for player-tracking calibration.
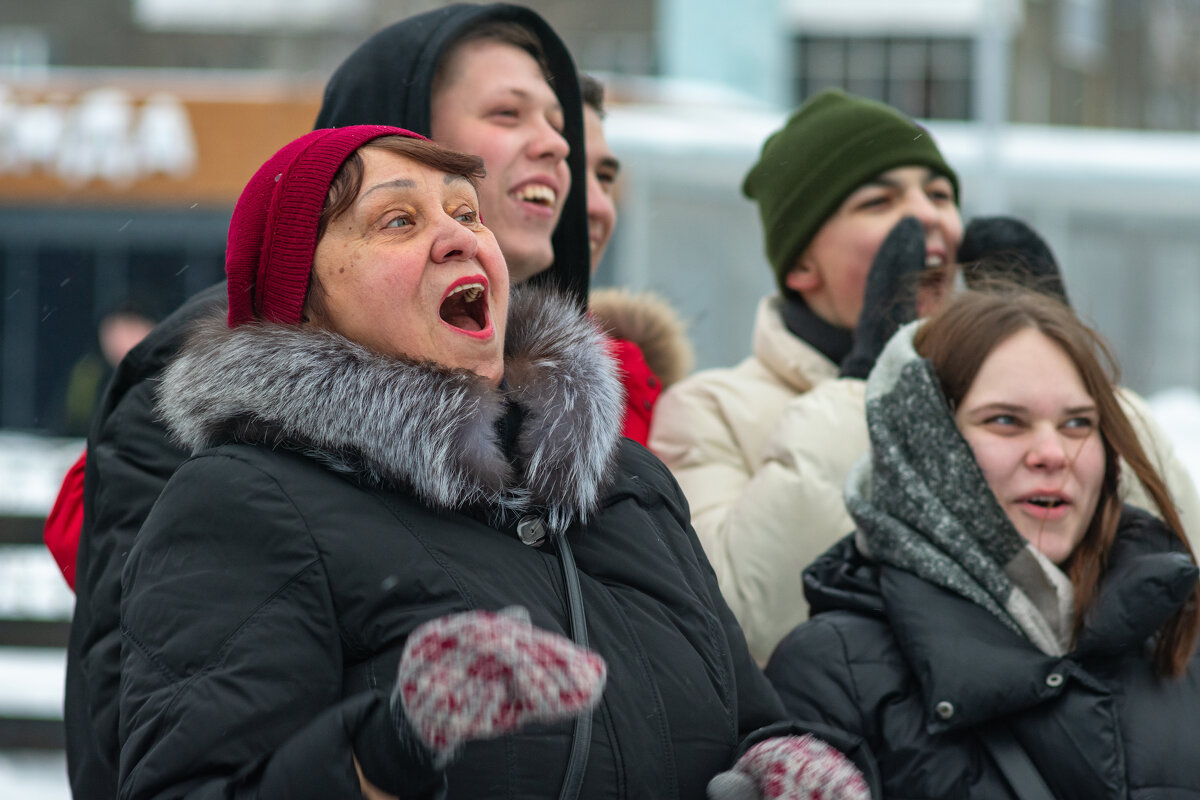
[72,9,647,795]
[766,287,1200,798]
[117,126,875,800]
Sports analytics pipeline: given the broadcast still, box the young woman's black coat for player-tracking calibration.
[766,509,1200,800]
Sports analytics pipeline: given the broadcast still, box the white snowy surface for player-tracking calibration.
[0,648,66,719]
[0,645,69,799]
[0,432,84,517]
[0,752,70,800]
[0,547,74,620]
[0,433,79,798]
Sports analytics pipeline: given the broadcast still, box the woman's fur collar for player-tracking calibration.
[158,286,624,533]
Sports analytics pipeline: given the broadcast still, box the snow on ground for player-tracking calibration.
[0,751,70,800]
[0,432,84,517]
[0,648,67,720]
[0,432,79,799]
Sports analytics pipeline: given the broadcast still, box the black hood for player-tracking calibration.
[802,534,886,620]
[314,3,589,306]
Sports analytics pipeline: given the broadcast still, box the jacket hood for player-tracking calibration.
[802,535,886,619]
[157,286,623,534]
[588,287,694,388]
[314,3,589,307]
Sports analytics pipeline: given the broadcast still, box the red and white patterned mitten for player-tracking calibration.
[395,607,606,765]
[707,735,870,800]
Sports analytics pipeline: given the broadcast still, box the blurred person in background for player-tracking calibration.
[65,6,590,797]
[117,122,876,800]
[42,301,156,588]
[767,287,1200,798]
[580,72,694,445]
[649,88,1200,665]
[57,300,157,437]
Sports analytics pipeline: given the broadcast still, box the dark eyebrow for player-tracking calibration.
[358,178,416,204]
[1065,405,1099,416]
[358,173,473,204]
[971,401,1098,416]
[971,402,1026,415]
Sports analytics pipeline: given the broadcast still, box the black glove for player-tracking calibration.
[839,217,925,379]
[957,216,1070,306]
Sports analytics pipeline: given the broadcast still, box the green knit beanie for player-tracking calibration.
[743,89,959,295]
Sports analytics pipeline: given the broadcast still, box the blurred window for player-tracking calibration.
[0,28,48,72]
[0,210,227,433]
[794,35,974,120]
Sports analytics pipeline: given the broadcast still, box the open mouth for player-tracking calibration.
[439,279,489,333]
[511,183,557,209]
[1026,496,1067,509]
[920,254,948,282]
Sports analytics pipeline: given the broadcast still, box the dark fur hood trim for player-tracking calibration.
[158,286,624,533]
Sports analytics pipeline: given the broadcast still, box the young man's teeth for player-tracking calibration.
[514,184,556,206]
[925,255,945,268]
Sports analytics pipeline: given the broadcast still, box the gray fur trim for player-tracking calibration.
[846,322,1061,646]
[157,286,623,533]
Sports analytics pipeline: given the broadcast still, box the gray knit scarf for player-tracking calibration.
[845,322,1075,655]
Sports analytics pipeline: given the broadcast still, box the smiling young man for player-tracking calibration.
[316,4,589,302]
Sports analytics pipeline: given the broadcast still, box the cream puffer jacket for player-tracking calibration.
[650,294,1200,665]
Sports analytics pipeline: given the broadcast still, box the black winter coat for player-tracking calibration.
[118,289,792,800]
[66,281,226,798]
[766,509,1200,800]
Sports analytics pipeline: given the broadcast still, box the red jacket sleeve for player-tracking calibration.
[44,449,87,591]
[607,336,662,446]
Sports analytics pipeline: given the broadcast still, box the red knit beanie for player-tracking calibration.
[226,125,428,327]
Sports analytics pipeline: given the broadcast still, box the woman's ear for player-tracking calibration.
[784,258,821,295]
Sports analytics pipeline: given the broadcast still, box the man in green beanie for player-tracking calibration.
[648,90,965,664]
[744,89,960,324]
[650,89,1200,666]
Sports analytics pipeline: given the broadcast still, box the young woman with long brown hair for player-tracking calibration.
[766,286,1200,798]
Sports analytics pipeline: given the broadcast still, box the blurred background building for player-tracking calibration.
[2,0,1200,791]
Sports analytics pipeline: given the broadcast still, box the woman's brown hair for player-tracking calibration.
[913,285,1199,677]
